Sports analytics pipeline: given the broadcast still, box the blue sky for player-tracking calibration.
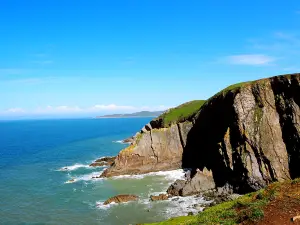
[1,0,300,119]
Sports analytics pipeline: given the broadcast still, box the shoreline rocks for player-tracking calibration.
[122,136,134,144]
[89,156,116,167]
[101,122,193,177]
[167,168,215,196]
[150,193,169,201]
[103,194,139,205]
[101,74,300,197]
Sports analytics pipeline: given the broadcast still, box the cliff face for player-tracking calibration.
[101,121,193,177]
[182,74,300,193]
[102,74,300,194]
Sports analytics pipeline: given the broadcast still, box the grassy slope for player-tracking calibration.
[154,82,249,128]
[152,76,277,128]
[156,100,206,127]
[145,178,300,225]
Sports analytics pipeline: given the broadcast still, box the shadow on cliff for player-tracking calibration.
[182,90,253,193]
[271,75,300,179]
[182,75,300,194]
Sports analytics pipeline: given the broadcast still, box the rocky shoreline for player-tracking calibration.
[96,73,300,221]
[89,156,116,167]
[101,74,300,193]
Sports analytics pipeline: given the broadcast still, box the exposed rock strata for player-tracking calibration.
[150,193,169,201]
[103,194,139,205]
[167,168,216,196]
[181,74,299,193]
[101,122,193,177]
[102,74,300,194]
[89,156,116,167]
[122,136,134,144]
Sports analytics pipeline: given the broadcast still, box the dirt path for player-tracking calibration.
[247,181,300,225]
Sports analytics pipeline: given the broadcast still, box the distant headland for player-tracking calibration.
[96,110,165,118]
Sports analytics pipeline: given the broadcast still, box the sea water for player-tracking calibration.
[0,118,206,225]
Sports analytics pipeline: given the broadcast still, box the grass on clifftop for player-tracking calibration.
[146,178,300,225]
[157,100,206,127]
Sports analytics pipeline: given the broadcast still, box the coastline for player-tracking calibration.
[95,116,157,119]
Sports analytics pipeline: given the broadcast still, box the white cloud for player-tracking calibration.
[1,104,171,116]
[6,108,26,113]
[225,54,275,65]
[90,104,136,111]
[35,105,82,114]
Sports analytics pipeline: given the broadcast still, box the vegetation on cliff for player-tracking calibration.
[146,178,300,225]
[156,100,206,127]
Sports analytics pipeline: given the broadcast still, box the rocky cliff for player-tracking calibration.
[101,121,194,177]
[180,73,300,194]
[102,74,300,194]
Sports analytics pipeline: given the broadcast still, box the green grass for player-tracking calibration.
[157,100,206,127]
[145,181,286,225]
[222,81,250,93]
[152,80,259,128]
[154,81,249,128]
[144,216,198,225]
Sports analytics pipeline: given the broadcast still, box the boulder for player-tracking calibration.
[103,194,139,205]
[167,179,186,196]
[150,193,169,201]
[167,169,215,196]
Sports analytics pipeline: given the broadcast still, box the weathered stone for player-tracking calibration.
[150,194,169,201]
[167,169,215,196]
[167,179,186,196]
[89,162,107,167]
[182,74,300,193]
[101,123,193,177]
[103,194,139,205]
[122,137,134,144]
[90,156,116,167]
[101,73,300,195]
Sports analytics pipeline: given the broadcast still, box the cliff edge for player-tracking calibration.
[101,100,205,177]
[101,73,300,194]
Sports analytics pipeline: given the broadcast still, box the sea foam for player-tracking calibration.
[112,140,130,144]
[111,169,184,182]
[65,171,104,183]
[58,163,91,172]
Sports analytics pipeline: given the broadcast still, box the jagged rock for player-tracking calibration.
[166,179,186,196]
[167,169,216,196]
[101,123,193,177]
[181,74,300,193]
[122,137,134,144]
[90,156,116,167]
[150,194,169,201]
[89,162,107,167]
[103,194,139,205]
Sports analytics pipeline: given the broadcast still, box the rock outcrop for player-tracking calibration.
[167,168,216,196]
[181,74,300,193]
[150,193,169,201]
[101,73,300,194]
[89,156,116,167]
[101,122,193,177]
[103,194,139,205]
[122,136,134,144]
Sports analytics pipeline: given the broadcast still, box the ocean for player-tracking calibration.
[0,118,206,225]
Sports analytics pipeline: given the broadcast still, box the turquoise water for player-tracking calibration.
[0,118,198,225]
